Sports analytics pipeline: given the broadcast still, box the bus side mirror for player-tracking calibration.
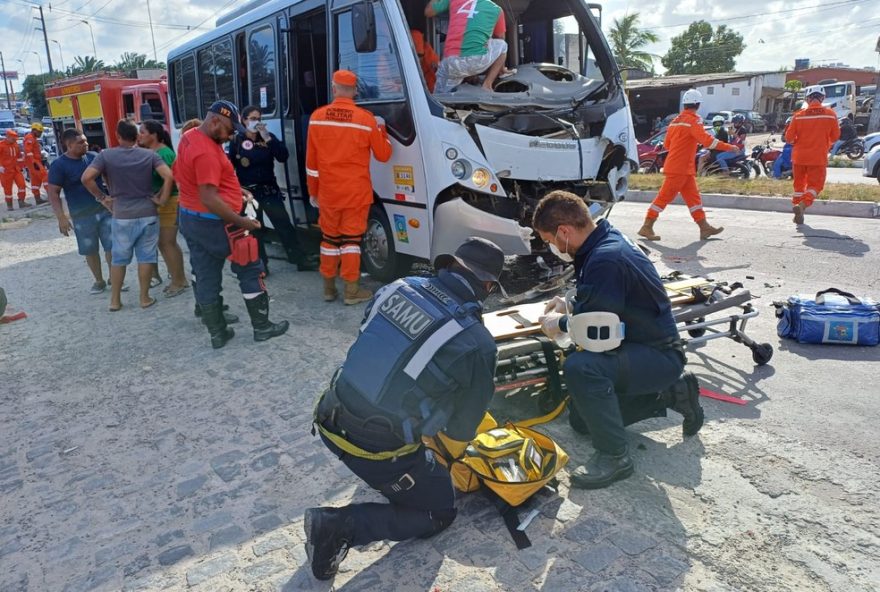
[352,2,376,53]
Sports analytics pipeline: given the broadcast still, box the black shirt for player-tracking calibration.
[228,132,289,187]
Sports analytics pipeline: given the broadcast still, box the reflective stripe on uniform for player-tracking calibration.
[667,122,691,127]
[689,204,703,213]
[339,245,361,255]
[806,188,818,196]
[309,120,372,133]
[707,138,719,150]
[320,246,341,256]
[306,168,319,177]
[649,204,664,213]
[403,318,465,379]
[795,115,838,121]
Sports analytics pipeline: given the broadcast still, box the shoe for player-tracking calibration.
[304,508,354,581]
[5,204,13,212]
[90,281,107,295]
[637,217,661,241]
[244,292,289,342]
[34,197,48,205]
[343,281,372,306]
[200,301,235,349]
[18,201,32,209]
[661,372,704,437]
[697,220,724,240]
[569,448,634,489]
[323,277,338,302]
[792,204,805,225]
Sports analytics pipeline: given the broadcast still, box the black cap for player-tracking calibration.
[208,100,247,134]
[433,237,505,284]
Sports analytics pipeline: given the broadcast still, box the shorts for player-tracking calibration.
[435,38,507,93]
[157,194,180,228]
[72,210,113,257]
[111,216,159,266]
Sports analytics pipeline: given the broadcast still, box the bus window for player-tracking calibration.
[336,7,404,102]
[248,26,277,114]
[198,39,235,114]
[172,55,198,125]
[236,32,249,108]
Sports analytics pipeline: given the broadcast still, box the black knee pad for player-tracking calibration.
[420,508,457,538]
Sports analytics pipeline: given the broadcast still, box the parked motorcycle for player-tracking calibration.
[835,137,864,160]
[751,142,782,176]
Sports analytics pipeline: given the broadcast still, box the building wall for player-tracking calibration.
[787,67,878,90]
[694,79,762,116]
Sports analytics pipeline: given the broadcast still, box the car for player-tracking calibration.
[864,144,880,184]
[864,131,880,154]
[706,110,734,125]
[732,110,767,133]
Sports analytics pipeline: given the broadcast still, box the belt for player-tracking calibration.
[180,207,221,220]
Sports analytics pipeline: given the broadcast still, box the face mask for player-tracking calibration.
[246,120,260,132]
[549,228,573,262]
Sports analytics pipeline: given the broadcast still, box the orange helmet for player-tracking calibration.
[4,129,17,138]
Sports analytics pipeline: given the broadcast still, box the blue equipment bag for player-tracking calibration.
[776,288,880,346]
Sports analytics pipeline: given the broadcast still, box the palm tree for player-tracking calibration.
[609,13,659,74]
[70,55,106,75]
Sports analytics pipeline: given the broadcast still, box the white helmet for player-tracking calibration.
[682,88,703,106]
[712,115,725,125]
[804,85,825,98]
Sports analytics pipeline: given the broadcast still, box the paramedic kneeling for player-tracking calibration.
[304,237,504,581]
[534,191,704,490]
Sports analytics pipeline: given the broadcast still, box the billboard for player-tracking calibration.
[0,71,19,80]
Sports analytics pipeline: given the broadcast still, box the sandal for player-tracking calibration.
[141,298,157,309]
[150,276,163,289]
[163,284,190,298]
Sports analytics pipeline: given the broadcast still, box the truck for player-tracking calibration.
[44,72,170,150]
[819,80,856,121]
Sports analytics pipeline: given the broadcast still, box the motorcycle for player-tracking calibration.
[751,142,782,176]
[834,137,864,160]
[696,149,751,179]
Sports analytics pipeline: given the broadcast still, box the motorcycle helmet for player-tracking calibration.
[682,88,702,107]
[31,122,44,132]
[732,114,745,125]
[712,115,725,126]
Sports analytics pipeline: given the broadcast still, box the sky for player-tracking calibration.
[1,0,879,94]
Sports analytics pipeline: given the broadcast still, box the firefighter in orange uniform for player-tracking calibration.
[1,130,30,211]
[784,85,840,225]
[306,70,393,305]
[411,29,440,92]
[23,122,49,205]
[638,89,738,242]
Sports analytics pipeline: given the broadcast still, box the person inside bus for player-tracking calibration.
[411,29,440,92]
[229,106,318,273]
[425,0,508,92]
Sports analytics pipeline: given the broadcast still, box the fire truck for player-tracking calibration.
[44,71,169,150]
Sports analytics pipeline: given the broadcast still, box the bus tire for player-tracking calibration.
[362,204,413,282]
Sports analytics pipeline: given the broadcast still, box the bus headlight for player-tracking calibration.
[451,159,470,179]
[471,168,490,187]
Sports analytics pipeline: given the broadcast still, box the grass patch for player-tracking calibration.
[629,174,880,202]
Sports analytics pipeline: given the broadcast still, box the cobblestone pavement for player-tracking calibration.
[1,203,878,591]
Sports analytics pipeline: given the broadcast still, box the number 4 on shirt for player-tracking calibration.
[457,0,479,18]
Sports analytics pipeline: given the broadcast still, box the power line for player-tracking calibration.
[153,0,238,53]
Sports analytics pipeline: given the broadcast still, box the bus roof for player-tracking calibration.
[167,0,300,61]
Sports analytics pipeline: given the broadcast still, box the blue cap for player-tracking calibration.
[208,100,247,134]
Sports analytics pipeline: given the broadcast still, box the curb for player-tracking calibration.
[624,190,880,219]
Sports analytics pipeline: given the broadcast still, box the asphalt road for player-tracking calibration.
[1,202,878,592]
[826,165,875,185]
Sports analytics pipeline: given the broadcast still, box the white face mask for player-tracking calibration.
[246,120,260,132]
[549,228,573,262]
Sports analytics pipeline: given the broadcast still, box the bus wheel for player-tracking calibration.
[362,205,412,282]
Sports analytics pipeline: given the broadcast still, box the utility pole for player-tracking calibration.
[869,36,880,134]
[37,5,55,75]
[0,51,12,109]
[147,0,158,62]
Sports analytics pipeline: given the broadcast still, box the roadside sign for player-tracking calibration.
[0,71,19,80]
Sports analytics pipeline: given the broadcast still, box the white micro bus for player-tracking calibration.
[167,0,636,280]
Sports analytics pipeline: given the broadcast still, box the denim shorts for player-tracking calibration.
[111,216,159,266]
[72,210,113,257]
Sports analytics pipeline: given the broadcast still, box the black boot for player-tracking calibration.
[569,448,634,490]
[661,371,704,437]
[244,292,289,342]
[200,302,235,349]
[193,283,239,324]
[289,251,319,272]
[304,507,355,581]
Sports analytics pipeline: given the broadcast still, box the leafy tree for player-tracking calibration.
[22,73,53,118]
[661,21,745,75]
[69,55,106,75]
[114,52,166,73]
[784,80,803,92]
[609,13,659,73]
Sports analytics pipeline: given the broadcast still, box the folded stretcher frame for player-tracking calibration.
[487,273,773,413]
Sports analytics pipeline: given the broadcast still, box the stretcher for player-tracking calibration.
[487,273,773,414]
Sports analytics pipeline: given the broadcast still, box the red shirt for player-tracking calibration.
[173,129,242,214]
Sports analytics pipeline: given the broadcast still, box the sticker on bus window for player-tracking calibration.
[394,214,410,243]
[393,165,414,193]
[260,87,268,109]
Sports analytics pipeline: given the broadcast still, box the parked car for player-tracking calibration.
[863,131,880,154]
[863,144,880,184]
[706,110,734,125]
[732,109,767,132]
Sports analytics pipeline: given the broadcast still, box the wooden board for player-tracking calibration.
[484,301,549,341]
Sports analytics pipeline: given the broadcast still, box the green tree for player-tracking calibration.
[22,73,53,118]
[69,55,106,75]
[784,80,803,92]
[114,52,166,73]
[609,13,659,73]
[661,21,745,75]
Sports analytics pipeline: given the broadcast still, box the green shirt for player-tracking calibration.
[152,145,178,196]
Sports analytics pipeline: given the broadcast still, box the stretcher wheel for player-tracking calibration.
[686,318,706,338]
[751,343,774,365]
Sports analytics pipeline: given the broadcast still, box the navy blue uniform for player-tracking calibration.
[316,269,497,545]
[228,132,307,265]
[561,220,685,454]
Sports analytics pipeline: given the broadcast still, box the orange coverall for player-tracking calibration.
[0,138,27,206]
[411,30,440,92]
[784,105,840,208]
[306,97,393,281]
[647,109,738,223]
[23,132,47,199]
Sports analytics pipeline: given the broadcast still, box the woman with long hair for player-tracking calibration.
[137,120,189,296]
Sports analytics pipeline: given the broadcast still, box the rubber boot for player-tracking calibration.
[245,292,289,342]
[323,277,338,302]
[5,198,13,211]
[200,302,235,349]
[792,204,805,225]
[304,507,355,581]
[34,196,48,205]
[192,281,239,324]
[660,371,704,437]
[344,281,372,306]
[637,217,661,241]
[697,219,724,240]
[18,200,32,209]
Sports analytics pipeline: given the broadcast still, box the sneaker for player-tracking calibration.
[304,508,354,581]
[90,281,107,295]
